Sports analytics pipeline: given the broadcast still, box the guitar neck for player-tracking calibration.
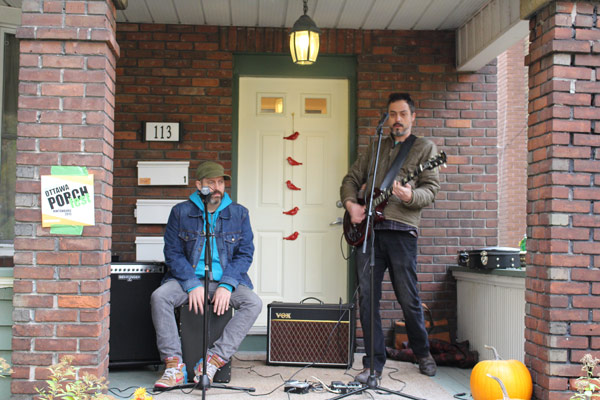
[371,166,424,207]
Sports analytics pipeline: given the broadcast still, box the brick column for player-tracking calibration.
[525,2,600,399]
[12,0,118,396]
[497,38,528,248]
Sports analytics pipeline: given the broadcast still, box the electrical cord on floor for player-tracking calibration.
[108,384,196,398]
[239,363,296,397]
[247,364,287,381]
[385,365,407,391]
[244,380,288,397]
[107,385,143,399]
[232,354,267,363]
[311,376,343,394]
[309,379,325,393]
[453,392,470,399]
[146,383,197,396]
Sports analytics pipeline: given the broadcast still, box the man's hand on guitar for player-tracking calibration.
[393,180,412,202]
[345,200,366,224]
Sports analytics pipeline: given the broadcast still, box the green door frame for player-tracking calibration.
[231,53,358,303]
[231,53,357,198]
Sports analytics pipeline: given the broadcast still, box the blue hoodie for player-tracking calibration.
[188,190,233,292]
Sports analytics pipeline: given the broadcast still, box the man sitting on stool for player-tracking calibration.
[151,161,262,389]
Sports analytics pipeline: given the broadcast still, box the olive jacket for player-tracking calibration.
[340,134,440,229]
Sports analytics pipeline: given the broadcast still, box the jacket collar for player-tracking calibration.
[188,191,233,218]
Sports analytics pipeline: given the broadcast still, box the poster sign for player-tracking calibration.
[41,174,95,227]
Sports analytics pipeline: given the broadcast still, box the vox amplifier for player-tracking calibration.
[267,299,355,368]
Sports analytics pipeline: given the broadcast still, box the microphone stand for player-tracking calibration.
[198,194,213,399]
[331,120,425,400]
[170,193,255,397]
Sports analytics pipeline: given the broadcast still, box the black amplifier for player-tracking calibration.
[109,262,165,368]
[267,299,355,368]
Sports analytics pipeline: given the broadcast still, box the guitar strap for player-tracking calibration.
[379,134,417,190]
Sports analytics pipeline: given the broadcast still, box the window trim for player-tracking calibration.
[0,26,17,143]
[0,26,17,255]
[0,244,13,257]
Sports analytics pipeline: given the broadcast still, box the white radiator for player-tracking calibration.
[453,270,525,362]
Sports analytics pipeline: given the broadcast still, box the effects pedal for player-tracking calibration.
[331,381,363,394]
[331,381,364,394]
[331,381,348,393]
[284,380,310,394]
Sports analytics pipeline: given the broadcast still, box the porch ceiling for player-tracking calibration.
[113,0,490,31]
[0,0,528,70]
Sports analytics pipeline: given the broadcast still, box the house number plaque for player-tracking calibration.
[143,122,181,142]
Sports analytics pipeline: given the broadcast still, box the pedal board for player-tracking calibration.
[331,381,363,394]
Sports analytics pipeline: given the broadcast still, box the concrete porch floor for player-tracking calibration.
[107,352,472,400]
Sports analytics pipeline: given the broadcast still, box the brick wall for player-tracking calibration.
[498,38,528,249]
[526,2,600,399]
[114,24,497,347]
[13,0,118,396]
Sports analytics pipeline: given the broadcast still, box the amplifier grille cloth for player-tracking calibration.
[269,320,350,365]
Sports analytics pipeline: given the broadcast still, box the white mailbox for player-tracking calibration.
[135,199,186,224]
[137,161,190,186]
[135,236,165,262]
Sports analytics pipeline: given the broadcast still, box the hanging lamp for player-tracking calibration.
[289,0,321,65]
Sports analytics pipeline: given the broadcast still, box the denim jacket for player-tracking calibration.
[162,197,255,292]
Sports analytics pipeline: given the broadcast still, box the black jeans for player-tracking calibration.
[355,230,429,371]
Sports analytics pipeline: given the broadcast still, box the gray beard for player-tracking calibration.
[391,128,408,139]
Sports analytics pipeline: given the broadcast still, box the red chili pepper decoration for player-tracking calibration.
[283,231,299,241]
[287,157,303,166]
[286,180,301,191]
[283,207,299,216]
[284,131,299,140]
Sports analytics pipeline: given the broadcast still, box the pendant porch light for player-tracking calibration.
[289,0,321,65]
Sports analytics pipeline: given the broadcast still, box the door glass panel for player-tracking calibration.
[259,96,284,114]
[0,32,18,242]
[303,96,328,115]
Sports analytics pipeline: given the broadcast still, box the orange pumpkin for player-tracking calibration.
[470,345,532,400]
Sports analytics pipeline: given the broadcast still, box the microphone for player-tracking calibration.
[199,186,212,201]
[376,112,389,132]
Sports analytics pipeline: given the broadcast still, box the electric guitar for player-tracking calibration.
[342,151,447,246]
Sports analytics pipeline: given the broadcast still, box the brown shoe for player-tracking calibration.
[355,368,382,384]
[418,353,437,377]
[193,353,227,384]
[154,356,187,388]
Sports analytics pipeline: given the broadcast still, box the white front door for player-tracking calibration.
[238,77,349,332]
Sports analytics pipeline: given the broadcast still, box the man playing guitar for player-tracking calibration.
[340,92,440,382]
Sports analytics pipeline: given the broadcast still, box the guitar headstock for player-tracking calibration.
[422,151,447,171]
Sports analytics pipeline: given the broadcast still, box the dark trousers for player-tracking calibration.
[355,230,429,372]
